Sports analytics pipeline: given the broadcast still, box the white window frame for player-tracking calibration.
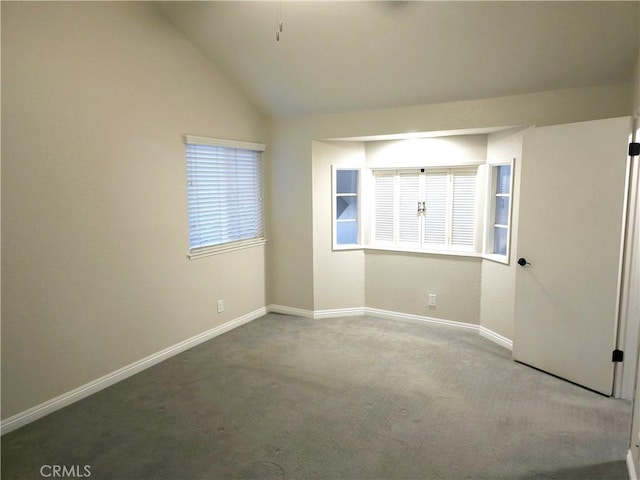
[483,160,515,264]
[370,167,480,255]
[332,167,362,250]
[184,135,267,260]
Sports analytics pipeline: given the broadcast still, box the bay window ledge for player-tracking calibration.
[332,244,483,259]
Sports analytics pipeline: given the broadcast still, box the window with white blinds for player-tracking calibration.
[372,168,478,252]
[185,135,266,258]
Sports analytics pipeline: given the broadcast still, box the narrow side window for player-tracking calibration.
[485,163,513,261]
[333,168,360,249]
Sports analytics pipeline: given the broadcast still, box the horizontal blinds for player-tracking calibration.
[186,142,264,250]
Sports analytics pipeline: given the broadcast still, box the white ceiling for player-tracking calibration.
[156,1,640,118]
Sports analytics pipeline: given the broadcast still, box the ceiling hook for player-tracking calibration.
[275,2,283,42]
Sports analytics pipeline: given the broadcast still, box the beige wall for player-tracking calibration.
[479,129,525,339]
[266,121,315,310]
[366,252,482,324]
[312,141,366,311]
[365,135,487,168]
[1,2,268,419]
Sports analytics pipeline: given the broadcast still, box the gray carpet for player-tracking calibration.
[1,313,632,479]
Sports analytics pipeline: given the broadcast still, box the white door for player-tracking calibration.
[513,117,630,396]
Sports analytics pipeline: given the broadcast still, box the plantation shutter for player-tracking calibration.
[423,171,448,246]
[374,172,395,243]
[451,169,476,247]
[185,136,265,254]
[372,167,478,252]
[398,172,421,245]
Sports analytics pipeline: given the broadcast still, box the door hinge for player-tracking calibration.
[629,142,640,156]
[612,349,624,363]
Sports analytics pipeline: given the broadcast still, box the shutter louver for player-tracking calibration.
[451,170,476,247]
[371,167,478,253]
[186,142,264,252]
[423,172,448,246]
[374,173,395,243]
[398,172,421,245]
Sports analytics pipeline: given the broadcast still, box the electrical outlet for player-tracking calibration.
[428,294,437,307]
[217,299,224,313]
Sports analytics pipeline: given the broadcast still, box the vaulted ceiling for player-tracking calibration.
[155,1,640,118]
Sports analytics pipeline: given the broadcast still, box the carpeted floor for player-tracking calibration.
[1,313,632,479]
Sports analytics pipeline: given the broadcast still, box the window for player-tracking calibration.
[185,135,266,259]
[333,168,360,248]
[372,168,478,252]
[485,163,513,261]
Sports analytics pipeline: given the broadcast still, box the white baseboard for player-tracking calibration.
[364,307,479,332]
[268,305,512,352]
[0,307,267,436]
[479,326,513,351]
[629,450,638,480]
[269,305,365,320]
[279,305,478,333]
[314,307,366,319]
[305,306,478,333]
[267,304,314,318]
[372,309,511,352]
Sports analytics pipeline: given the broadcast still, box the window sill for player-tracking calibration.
[188,238,267,260]
[331,246,515,265]
[333,244,364,251]
[332,243,482,259]
[482,253,510,265]
[365,245,481,259]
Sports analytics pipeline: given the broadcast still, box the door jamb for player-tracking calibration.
[614,114,640,399]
